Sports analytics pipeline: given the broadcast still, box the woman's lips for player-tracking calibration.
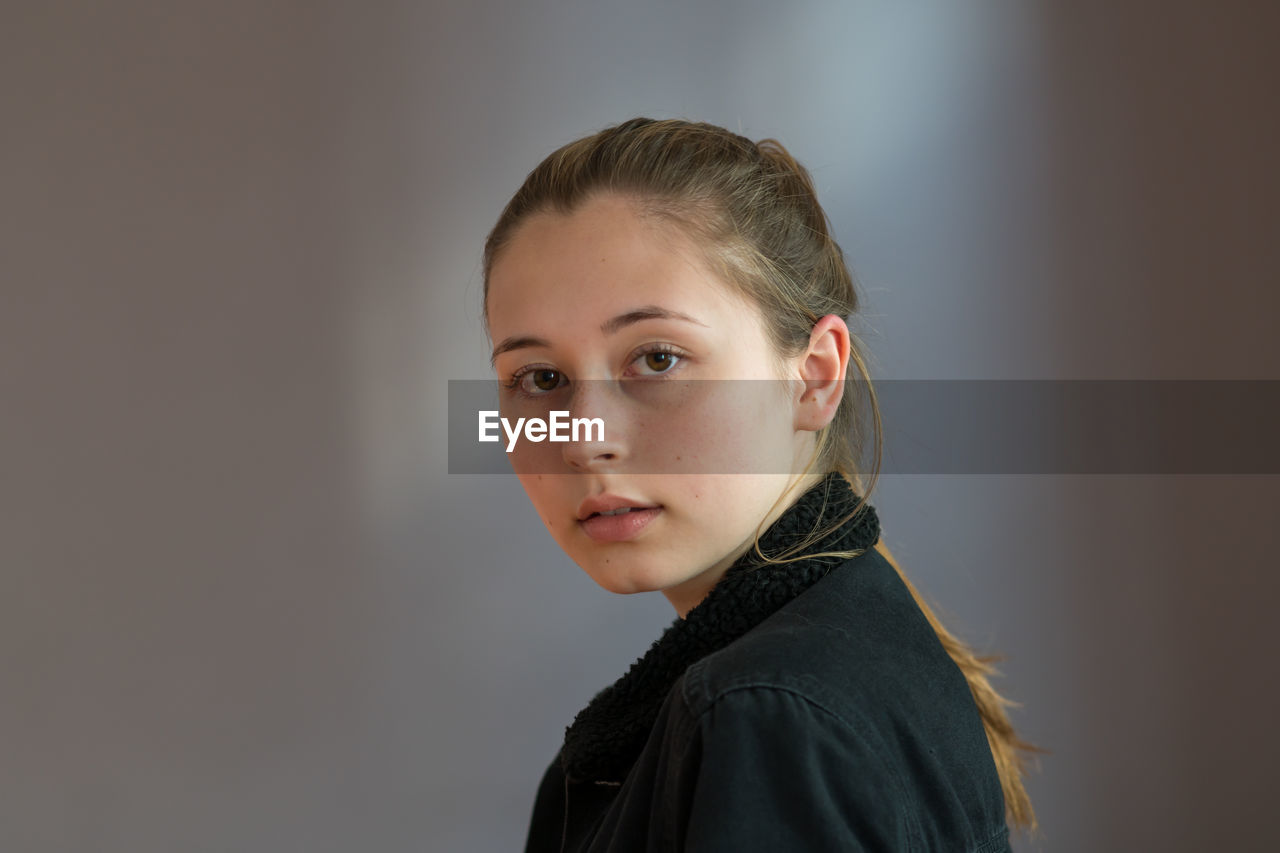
[579,506,662,542]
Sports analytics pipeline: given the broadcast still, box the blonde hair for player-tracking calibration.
[483,117,1042,834]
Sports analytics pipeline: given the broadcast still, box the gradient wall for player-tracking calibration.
[3,2,1276,850]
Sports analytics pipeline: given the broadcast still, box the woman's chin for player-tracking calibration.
[580,560,678,596]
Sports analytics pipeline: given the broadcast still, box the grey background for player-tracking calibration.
[3,1,1277,850]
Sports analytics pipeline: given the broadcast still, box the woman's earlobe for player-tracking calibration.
[795,385,843,432]
[793,369,844,432]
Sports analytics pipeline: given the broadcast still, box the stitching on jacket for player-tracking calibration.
[657,679,701,851]
[973,823,1012,853]
[688,676,925,852]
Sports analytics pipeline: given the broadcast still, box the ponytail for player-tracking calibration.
[872,538,1043,833]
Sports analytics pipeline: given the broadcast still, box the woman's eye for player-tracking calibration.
[632,350,682,375]
[518,368,565,395]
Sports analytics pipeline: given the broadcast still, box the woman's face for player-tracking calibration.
[486,193,833,617]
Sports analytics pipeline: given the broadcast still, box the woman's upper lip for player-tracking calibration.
[576,494,662,521]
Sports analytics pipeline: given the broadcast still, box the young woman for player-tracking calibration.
[482,118,1039,851]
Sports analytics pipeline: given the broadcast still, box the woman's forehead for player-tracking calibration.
[486,196,751,337]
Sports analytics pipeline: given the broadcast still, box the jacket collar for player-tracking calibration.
[559,472,881,784]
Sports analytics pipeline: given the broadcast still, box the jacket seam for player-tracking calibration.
[973,823,1011,853]
[659,681,700,851]
[687,671,926,852]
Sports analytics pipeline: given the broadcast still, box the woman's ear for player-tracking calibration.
[794,314,851,432]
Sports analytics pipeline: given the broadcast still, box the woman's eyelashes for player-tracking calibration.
[625,345,685,378]
[503,345,687,399]
[504,366,567,398]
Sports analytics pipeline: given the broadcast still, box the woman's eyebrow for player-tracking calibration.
[600,305,708,336]
[491,306,708,367]
[490,335,550,368]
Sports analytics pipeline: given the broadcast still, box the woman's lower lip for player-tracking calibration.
[579,507,662,542]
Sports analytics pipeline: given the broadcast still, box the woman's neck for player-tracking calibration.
[662,471,829,618]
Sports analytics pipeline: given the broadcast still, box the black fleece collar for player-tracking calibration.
[559,471,881,784]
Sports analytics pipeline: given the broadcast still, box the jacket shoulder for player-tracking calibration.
[677,547,1012,850]
[682,547,961,715]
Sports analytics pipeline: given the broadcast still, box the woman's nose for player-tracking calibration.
[560,380,629,471]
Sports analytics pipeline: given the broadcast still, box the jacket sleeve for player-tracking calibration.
[678,685,918,852]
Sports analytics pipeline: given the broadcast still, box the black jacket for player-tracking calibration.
[524,474,1012,852]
